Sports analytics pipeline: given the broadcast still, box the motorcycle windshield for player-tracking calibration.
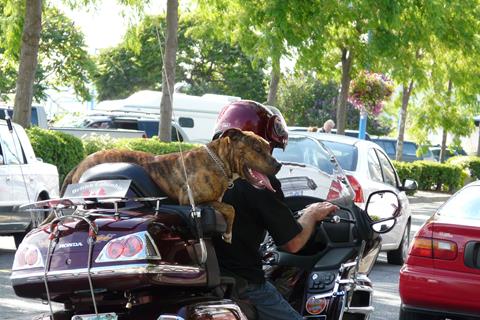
[273,135,355,204]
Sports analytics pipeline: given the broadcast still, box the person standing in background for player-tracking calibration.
[319,119,335,133]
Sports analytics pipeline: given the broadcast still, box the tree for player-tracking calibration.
[374,0,480,160]
[276,73,392,135]
[196,0,298,105]
[159,0,178,142]
[12,0,42,128]
[94,14,267,102]
[0,2,95,126]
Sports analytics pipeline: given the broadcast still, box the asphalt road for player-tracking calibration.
[0,191,450,320]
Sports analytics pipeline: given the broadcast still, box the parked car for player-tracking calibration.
[429,145,467,162]
[273,135,355,206]
[296,132,418,265]
[372,137,436,162]
[399,180,480,319]
[288,126,372,140]
[52,112,187,141]
[0,105,48,128]
[0,119,59,247]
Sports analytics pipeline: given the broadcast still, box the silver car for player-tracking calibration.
[279,132,417,265]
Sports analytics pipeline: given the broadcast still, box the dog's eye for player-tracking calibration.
[254,145,262,153]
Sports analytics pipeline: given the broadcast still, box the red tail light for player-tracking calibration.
[327,180,341,201]
[105,235,144,260]
[123,235,144,257]
[410,237,457,260]
[346,174,364,203]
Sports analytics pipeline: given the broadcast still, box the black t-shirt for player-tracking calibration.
[212,176,303,284]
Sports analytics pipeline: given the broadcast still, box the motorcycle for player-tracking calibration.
[11,161,400,320]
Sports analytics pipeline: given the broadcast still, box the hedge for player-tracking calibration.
[392,160,467,193]
[27,128,199,185]
[27,127,85,183]
[446,156,480,181]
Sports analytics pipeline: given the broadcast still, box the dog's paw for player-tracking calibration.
[222,232,232,244]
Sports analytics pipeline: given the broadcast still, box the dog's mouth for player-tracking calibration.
[244,167,275,192]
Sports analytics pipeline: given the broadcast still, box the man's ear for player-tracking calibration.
[220,128,244,141]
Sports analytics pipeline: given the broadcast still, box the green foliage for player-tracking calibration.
[26,127,85,183]
[0,4,95,101]
[82,135,199,156]
[94,13,267,102]
[392,160,467,193]
[447,156,480,181]
[277,73,392,135]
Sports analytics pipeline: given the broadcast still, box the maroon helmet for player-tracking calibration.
[213,100,288,149]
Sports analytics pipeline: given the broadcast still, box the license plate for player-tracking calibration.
[71,313,118,320]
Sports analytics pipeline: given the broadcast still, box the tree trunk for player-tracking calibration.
[336,48,353,135]
[439,79,453,163]
[159,0,179,142]
[395,80,414,161]
[266,61,280,106]
[13,0,42,128]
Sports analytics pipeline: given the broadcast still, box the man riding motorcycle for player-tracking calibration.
[212,100,338,320]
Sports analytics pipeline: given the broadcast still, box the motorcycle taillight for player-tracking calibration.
[96,232,158,263]
[12,245,44,270]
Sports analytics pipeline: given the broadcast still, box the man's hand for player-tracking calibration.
[282,201,339,253]
[303,202,339,222]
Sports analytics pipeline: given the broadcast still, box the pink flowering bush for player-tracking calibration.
[348,71,394,116]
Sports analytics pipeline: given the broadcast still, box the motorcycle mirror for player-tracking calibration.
[365,190,401,234]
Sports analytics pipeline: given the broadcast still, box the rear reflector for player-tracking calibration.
[346,174,364,203]
[410,237,457,260]
[433,239,457,260]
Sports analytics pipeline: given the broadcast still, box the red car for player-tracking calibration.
[399,180,480,320]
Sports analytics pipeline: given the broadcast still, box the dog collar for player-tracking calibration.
[203,145,234,189]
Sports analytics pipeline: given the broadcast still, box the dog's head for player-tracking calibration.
[220,128,282,192]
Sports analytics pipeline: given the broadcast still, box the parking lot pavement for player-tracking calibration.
[370,190,451,320]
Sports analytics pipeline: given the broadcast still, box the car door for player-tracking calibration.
[375,148,411,248]
[0,124,14,227]
[0,124,32,231]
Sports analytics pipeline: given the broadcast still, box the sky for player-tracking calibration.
[56,0,166,53]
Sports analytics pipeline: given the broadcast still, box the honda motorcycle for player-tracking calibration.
[11,159,401,320]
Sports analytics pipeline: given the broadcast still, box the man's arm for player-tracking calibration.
[281,202,338,253]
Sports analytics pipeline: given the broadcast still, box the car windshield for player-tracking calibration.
[273,136,354,203]
[438,185,480,220]
[321,141,358,171]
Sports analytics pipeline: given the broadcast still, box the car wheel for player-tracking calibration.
[399,307,442,320]
[387,220,410,265]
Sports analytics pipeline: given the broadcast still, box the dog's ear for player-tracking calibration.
[220,128,244,141]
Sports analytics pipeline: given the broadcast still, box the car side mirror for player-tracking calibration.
[402,179,418,191]
[365,190,401,234]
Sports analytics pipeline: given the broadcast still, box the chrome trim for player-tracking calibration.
[196,302,248,320]
[157,316,185,320]
[11,263,203,280]
[345,306,374,315]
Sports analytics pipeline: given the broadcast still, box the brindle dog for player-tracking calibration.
[50,128,281,243]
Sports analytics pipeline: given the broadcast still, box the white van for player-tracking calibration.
[95,90,240,143]
[0,105,48,128]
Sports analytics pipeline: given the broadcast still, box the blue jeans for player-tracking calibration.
[239,281,303,320]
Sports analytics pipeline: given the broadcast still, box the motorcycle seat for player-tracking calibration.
[79,162,170,199]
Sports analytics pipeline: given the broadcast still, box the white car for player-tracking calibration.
[0,119,59,247]
[306,133,417,265]
[274,135,355,207]
[276,132,417,265]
